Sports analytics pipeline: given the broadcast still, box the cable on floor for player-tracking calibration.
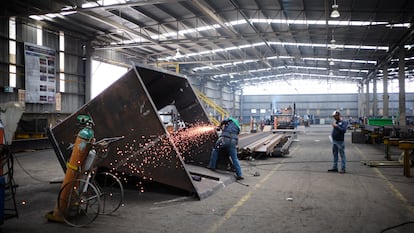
[380,221,414,233]
[14,155,51,183]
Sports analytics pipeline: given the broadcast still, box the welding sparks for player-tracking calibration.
[101,123,217,192]
[170,123,217,157]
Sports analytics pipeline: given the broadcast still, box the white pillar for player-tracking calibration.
[383,65,389,118]
[398,46,406,126]
[373,76,378,117]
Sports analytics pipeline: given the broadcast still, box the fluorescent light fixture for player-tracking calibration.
[152,24,220,40]
[302,57,376,64]
[45,13,59,18]
[303,57,326,62]
[193,55,376,73]
[267,41,388,51]
[60,11,77,16]
[249,18,392,27]
[339,69,369,73]
[386,23,411,28]
[151,18,403,44]
[82,2,99,8]
[266,56,295,60]
[159,40,387,62]
[104,0,127,6]
[279,56,295,59]
[29,15,44,21]
[211,66,328,78]
[241,73,363,82]
[328,21,388,26]
[226,20,248,26]
[288,66,327,71]
[256,19,390,26]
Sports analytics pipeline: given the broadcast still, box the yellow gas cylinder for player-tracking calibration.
[0,121,5,176]
[46,121,94,222]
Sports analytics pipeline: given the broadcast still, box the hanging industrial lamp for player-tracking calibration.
[175,48,182,58]
[330,0,340,18]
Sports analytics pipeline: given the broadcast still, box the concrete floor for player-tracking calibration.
[1,125,414,233]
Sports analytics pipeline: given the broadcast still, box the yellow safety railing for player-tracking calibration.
[194,89,228,126]
[156,62,179,73]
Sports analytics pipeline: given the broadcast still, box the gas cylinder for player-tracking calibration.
[0,121,4,224]
[0,121,5,175]
[0,121,4,145]
[46,117,94,222]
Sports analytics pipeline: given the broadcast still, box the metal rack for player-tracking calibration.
[1,144,18,224]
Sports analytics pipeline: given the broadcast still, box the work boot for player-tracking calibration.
[235,175,244,180]
[207,167,216,171]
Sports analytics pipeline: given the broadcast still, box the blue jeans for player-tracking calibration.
[332,140,346,170]
[209,137,242,177]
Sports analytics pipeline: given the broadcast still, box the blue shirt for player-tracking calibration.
[220,119,240,140]
[331,120,347,141]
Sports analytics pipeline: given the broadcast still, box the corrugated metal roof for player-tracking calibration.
[3,0,414,87]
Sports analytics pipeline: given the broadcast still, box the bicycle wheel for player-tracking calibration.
[57,179,101,227]
[93,172,124,215]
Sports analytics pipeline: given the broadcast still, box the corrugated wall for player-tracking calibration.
[0,17,88,137]
[0,20,10,96]
[242,93,414,125]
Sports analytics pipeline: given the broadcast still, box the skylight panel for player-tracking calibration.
[386,23,411,28]
[226,20,248,26]
[82,2,99,8]
[29,15,45,20]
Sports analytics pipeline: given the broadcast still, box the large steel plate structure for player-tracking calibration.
[48,64,219,198]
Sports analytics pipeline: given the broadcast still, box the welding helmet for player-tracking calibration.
[228,117,241,130]
[332,111,340,117]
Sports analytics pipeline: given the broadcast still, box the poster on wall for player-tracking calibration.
[24,42,56,104]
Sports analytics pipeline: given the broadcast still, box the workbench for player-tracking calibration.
[398,141,413,177]
[364,137,413,177]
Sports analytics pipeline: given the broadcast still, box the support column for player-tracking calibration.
[373,75,378,117]
[365,79,370,117]
[218,83,226,120]
[240,88,244,123]
[398,46,406,126]
[383,65,389,118]
[358,83,363,118]
[84,42,92,102]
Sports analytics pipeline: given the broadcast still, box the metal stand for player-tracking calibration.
[1,145,19,224]
[361,140,413,177]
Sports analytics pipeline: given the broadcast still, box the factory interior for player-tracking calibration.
[1,0,414,232]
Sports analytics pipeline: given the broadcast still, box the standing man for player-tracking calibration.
[329,111,348,173]
[209,117,244,180]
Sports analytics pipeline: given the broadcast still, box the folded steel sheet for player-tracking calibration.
[48,64,218,198]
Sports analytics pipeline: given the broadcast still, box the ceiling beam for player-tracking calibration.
[191,0,239,38]
[77,10,157,43]
[366,25,414,81]
[72,0,187,12]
